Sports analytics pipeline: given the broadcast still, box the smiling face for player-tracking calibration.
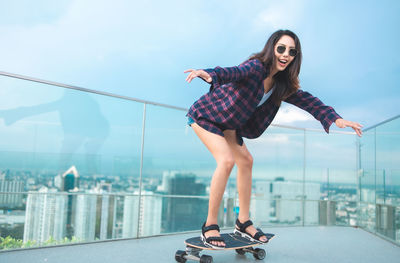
[273,35,297,73]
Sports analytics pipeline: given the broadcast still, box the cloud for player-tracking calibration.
[252,0,307,30]
[273,104,314,124]
[0,0,213,77]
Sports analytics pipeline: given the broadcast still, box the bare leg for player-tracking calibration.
[191,123,234,247]
[223,130,267,242]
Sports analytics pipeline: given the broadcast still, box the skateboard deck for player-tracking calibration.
[175,232,275,262]
[185,232,275,250]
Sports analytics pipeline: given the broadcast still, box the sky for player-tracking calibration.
[0,0,399,183]
[0,0,399,131]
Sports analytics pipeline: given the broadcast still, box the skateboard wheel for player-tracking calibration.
[200,255,213,263]
[175,250,187,263]
[253,248,266,260]
[235,248,246,255]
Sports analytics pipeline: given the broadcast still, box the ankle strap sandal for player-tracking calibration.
[234,219,268,244]
[200,222,225,249]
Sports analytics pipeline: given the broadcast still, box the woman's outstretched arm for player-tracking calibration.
[285,89,363,136]
[184,59,265,89]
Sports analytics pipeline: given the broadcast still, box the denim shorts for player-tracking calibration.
[187,117,195,126]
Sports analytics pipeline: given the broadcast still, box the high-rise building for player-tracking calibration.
[61,166,79,192]
[122,194,138,238]
[74,193,97,241]
[0,179,24,208]
[97,193,115,240]
[158,171,208,233]
[271,180,320,224]
[23,187,68,243]
[122,191,162,238]
[251,180,273,226]
[61,165,80,238]
[73,188,116,241]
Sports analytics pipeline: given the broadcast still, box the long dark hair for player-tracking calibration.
[249,29,302,106]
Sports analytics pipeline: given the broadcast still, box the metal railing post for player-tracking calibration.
[136,103,147,238]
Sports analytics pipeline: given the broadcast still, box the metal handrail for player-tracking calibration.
[0,191,367,203]
[362,114,400,132]
[0,70,355,135]
[0,71,187,112]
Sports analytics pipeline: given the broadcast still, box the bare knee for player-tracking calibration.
[237,153,253,169]
[216,156,235,173]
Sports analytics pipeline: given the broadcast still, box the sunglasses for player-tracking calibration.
[276,45,298,57]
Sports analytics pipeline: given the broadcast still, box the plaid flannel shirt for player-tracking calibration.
[187,59,342,145]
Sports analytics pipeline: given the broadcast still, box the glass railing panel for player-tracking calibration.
[383,169,400,206]
[140,104,240,235]
[251,198,304,227]
[250,197,274,227]
[375,118,400,206]
[247,126,304,182]
[0,193,26,250]
[304,130,357,201]
[326,200,359,226]
[251,198,332,228]
[376,169,389,205]
[359,128,376,171]
[360,168,376,203]
[250,199,359,227]
[0,74,146,249]
[374,203,398,242]
[136,195,209,237]
[302,200,320,226]
[120,194,140,239]
[0,192,135,250]
[141,104,215,191]
[359,128,377,203]
[358,116,400,244]
[0,75,144,185]
[373,117,399,244]
[358,202,376,232]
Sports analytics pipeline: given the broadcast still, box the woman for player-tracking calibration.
[184,29,362,249]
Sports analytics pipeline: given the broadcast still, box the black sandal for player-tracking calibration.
[200,222,225,249]
[234,219,268,244]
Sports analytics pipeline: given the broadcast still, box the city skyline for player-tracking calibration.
[2,167,378,245]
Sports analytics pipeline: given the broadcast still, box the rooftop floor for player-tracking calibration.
[1,226,399,263]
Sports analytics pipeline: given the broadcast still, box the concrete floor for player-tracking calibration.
[1,226,400,263]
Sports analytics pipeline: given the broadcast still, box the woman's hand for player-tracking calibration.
[335,118,363,137]
[184,69,212,83]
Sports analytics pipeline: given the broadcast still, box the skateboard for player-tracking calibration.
[175,232,275,263]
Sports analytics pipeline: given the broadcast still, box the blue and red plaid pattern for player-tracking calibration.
[187,59,341,145]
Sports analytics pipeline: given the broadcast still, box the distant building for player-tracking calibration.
[97,180,112,192]
[23,187,68,243]
[61,166,80,192]
[97,192,115,240]
[361,188,375,203]
[122,191,162,238]
[271,180,320,224]
[158,171,208,233]
[74,193,97,241]
[251,181,272,226]
[61,165,80,238]
[122,195,137,238]
[74,188,116,241]
[0,179,24,208]
[54,174,62,189]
